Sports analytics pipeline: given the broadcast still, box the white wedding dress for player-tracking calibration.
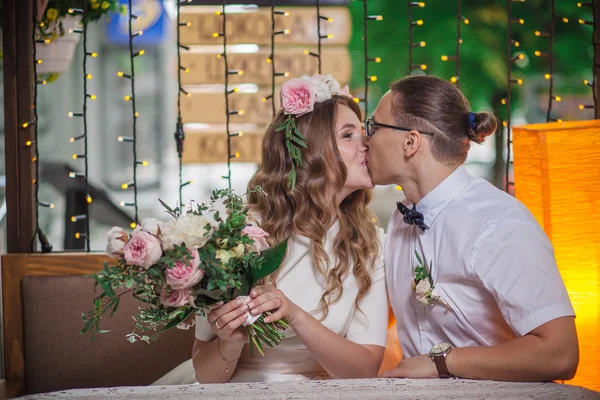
[154,222,387,384]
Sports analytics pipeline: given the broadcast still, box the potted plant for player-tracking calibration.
[1,0,126,78]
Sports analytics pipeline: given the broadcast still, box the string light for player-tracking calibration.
[504,0,526,193]
[353,0,383,117]
[534,0,563,123]
[64,0,97,250]
[440,0,467,85]
[408,1,426,75]
[117,0,144,225]
[316,0,322,73]
[30,1,52,252]
[578,2,597,117]
[181,180,194,188]
[70,214,87,222]
[218,1,234,188]
[268,0,286,118]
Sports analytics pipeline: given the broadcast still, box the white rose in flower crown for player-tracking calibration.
[415,279,431,296]
[301,74,331,103]
[321,74,341,95]
[160,213,214,250]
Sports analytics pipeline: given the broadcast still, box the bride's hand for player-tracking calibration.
[248,284,300,324]
[206,298,250,344]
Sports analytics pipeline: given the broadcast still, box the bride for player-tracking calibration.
[159,74,388,383]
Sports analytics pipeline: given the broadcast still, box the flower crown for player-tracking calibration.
[277,74,352,189]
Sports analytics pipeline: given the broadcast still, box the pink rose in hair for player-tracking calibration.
[123,230,162,269]
[105,227,129,258]
[242,225,270,253]
[160,288,194,308]
[280,78,315,116]
[166,249,204,289]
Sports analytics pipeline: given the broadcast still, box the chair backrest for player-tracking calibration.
[22,275,195,395]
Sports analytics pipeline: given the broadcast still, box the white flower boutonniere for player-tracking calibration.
[411,250,452,310]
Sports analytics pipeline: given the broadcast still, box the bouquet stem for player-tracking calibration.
[246,313,289,356]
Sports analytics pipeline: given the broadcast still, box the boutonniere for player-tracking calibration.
[411,250,452,310]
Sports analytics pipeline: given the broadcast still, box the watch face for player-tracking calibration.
[431,342,452,356]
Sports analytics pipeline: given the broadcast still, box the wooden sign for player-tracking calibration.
[181,47,350,86]
[182,130,264,164]
[180,6,351,46]
[181,89,281,125]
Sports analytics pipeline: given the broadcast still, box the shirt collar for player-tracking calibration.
[413,165,471,228]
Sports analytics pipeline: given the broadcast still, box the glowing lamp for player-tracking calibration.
[513,120,600,391]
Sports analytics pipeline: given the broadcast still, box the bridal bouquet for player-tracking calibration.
[81,188,289,355]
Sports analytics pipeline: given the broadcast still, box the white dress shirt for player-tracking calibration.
[385,166,575,358]
[195,223,388,382]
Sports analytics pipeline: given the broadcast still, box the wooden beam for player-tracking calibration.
[3,0,37,253]
[182,130,264,164]
[181,47,351,86]
[180,6,351,46]
[1,253,110,394]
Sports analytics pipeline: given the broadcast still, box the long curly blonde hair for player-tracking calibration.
[247,95,379,319]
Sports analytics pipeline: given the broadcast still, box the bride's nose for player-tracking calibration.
[359,140,368,153]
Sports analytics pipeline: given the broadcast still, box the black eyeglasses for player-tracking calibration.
[365,118,435,137]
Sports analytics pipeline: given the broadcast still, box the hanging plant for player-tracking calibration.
[0,0,126,38]
[0,0,127,75]
[36,0,126,41]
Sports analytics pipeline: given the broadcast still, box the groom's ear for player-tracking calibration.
[403,130,422,157]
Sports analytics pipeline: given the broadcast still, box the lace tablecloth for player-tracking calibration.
[19,379,600,400]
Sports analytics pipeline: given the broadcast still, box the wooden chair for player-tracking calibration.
[1,254,195,398]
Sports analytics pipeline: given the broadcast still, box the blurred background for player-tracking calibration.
[0,0,595,252]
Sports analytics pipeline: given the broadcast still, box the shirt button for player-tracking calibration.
[420,323,428,332]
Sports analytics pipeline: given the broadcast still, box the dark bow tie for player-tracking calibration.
[397,202,428,231]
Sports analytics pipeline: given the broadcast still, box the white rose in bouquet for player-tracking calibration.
[105,227,129,258]
[160,214,214,250]
[136,218,161,237]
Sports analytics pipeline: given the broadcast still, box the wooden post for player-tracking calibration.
[2,0,37,253]
[594,0,600,119]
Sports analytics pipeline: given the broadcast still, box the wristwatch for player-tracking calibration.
[430,342,453,378]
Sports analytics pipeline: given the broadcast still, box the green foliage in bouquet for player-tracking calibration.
[81,187,289,355]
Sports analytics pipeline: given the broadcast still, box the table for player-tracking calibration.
[18,378,600,399]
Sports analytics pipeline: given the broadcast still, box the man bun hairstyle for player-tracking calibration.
[390,75,498,165]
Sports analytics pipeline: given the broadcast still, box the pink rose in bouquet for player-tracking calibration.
[105,227,129,258]
[280,78,315,117]
[123,230,163,269]
[166,249,204,289]
[160,288,194,308]
[242,225,270,253]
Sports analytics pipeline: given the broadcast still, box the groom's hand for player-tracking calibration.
[381,354,438,379]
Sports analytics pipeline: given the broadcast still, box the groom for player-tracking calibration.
[366,76,578,381]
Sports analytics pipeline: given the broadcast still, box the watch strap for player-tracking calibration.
[433,354,452,378]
